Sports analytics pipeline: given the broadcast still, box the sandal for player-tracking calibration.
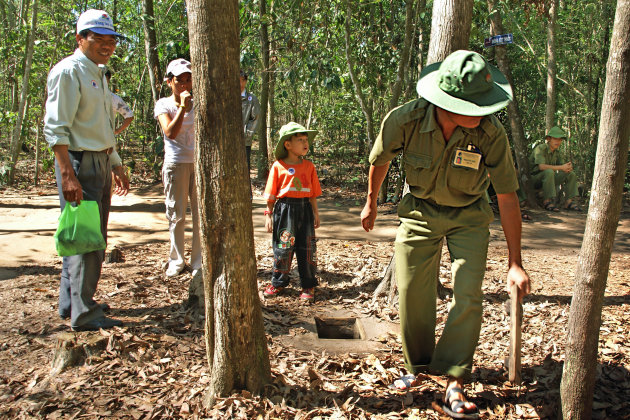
[440,386,479,419]
[521,210,532,221]
[388,374,420,390]
[543,200,560,212]
[565,201,582,212]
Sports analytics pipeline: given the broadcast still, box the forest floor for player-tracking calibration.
[1,172,629,419]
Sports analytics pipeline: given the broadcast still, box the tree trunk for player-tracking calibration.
[266,64,276,165]
[560,0,630,417]
[378,0,416,204]
[187,0,271,407]
[8,0,36,185]
[344,0,376,152]
[487,0,538,208]
[142,0,161,104]
[34,90,46,186]
[426,0,472,64]
[257,0,271,181]
[544,0,558,131]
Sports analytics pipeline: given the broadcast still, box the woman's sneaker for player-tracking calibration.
[263,284,284,297]
[300,288,315,301]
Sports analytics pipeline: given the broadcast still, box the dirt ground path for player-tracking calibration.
[0,184,402,280]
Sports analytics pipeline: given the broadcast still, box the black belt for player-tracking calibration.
[278,197,310,204]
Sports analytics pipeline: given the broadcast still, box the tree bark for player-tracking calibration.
[378,0,416,204]
[344,0,376,153]
[426,0,472,64]
[142,0,162,104]
[544,0,558,131]
[8,0,36,185]
[257,0,271,181]
[186,0,271,407]
[487,0,537,207]
[560,0,630,417]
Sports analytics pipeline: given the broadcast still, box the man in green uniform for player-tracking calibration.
[361,50,531,419]
[529,126,580,211]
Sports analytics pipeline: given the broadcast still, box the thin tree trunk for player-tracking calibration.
[257,0,271,180]
[142,0,161,104]
[378,0,416,204]
[560,0,630,417]
[34,88,46,186]
[344,0,376,153]
[266,62,276,164]
[187,0,271,407]
[426,0,472,64]
[8,0,36,185]
[545,0,558,131]
[487,0,538,207]
[414,0,427,75]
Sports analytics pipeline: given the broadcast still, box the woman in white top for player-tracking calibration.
[154,59,200,277]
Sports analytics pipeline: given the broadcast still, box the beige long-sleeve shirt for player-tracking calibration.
[44,49,121,166]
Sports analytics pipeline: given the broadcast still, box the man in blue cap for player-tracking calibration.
[44,9,128,331]
[361,50,530,418]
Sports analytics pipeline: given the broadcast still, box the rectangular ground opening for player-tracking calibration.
[314,317,365,340]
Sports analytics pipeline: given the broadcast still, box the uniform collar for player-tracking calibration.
[73,48,107,77]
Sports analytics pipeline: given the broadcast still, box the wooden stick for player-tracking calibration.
[508,282,522,384]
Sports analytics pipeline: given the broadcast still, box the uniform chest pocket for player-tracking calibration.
[403,152,432,188]
[447,149,487,195]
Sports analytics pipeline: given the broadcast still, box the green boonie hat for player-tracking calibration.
[274,122,318,160]
[416,50,513,116]
[546,126,567,139]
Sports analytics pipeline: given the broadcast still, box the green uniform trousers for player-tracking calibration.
[531,169,578,201]
[395,194,494,380]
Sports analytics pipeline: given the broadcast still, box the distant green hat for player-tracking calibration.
[546,126,567,139]
[416,50,513,116]
[274,122,318,160]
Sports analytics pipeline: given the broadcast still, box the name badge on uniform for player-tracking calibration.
[453,146,482,170]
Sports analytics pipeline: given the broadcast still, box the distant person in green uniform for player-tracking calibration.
[529,126,580,212]
[361,50,531,419]
[240,69,261,171]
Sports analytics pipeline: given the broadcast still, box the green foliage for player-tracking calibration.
[0,0,620,193]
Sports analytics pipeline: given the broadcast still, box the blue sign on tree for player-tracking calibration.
[484,33,514,47]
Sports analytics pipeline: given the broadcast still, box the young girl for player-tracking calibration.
[263,122,321,301]
[154,59,200,277]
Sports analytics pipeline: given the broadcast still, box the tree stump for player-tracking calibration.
[106,246,124,263]
[50,332,108,374]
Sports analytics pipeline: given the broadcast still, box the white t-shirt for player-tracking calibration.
[154,96,195,163]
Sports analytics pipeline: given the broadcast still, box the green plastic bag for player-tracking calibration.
[54,201,106,256]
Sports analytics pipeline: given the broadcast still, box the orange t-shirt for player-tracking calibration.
[263,159,322,200]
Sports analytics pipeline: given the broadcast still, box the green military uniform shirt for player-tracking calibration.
[529,142,564,175]
[369,99,518,207]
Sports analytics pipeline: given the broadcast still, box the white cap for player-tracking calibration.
[76,9,122,37]
[165,59,192,80]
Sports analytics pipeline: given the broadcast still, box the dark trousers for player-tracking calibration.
[55,150,111,327]
[271,197,317,289]
[245,146,252,171]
